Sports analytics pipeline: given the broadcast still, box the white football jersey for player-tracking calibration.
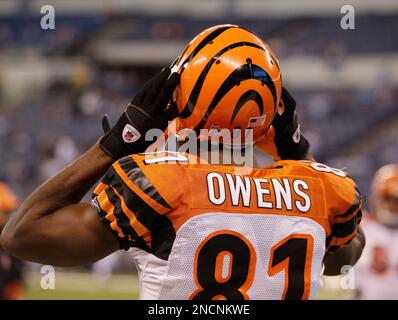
[354,216,398,299]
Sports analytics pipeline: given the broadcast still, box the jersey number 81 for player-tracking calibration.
[190,230,314,300]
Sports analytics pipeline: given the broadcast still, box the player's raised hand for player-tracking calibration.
[256,87,312,161]
[100,67,180,160]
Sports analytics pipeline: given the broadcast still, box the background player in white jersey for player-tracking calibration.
[0,25,365,299]
[355,164,398,299]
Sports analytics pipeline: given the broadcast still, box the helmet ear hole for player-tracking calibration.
[246,58,252,64]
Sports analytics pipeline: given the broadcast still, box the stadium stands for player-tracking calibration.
[0,2,397,208]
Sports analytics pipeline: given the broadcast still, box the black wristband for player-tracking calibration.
[99,106,162,160]
[99,129,130,160]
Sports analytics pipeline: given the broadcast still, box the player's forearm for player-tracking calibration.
[323,226,366,276]
[1,142,113,241]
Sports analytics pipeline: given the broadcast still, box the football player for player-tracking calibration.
[355,164,398,299]
[1,25,364,300]
[0,182,23,300]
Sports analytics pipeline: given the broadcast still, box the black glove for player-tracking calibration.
[272,87,310,160]
[100,67,180,160]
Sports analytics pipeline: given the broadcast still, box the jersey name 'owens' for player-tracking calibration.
[206,172,311,213]
[91,152,362,300]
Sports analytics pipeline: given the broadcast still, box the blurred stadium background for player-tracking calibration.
[0,0,397,299]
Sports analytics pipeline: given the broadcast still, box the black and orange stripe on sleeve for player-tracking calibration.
[92,185,149,251]
[326,186,363,253]
[92,156,176,259]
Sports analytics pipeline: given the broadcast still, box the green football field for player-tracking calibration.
[23,271,352,300]
[24,271,140,300]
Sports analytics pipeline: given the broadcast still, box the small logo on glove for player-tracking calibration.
[292,124,301,143]
[122,124,141,143]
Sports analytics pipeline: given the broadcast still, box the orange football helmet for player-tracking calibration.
[171,24,282,146]
[370,164,398,227]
